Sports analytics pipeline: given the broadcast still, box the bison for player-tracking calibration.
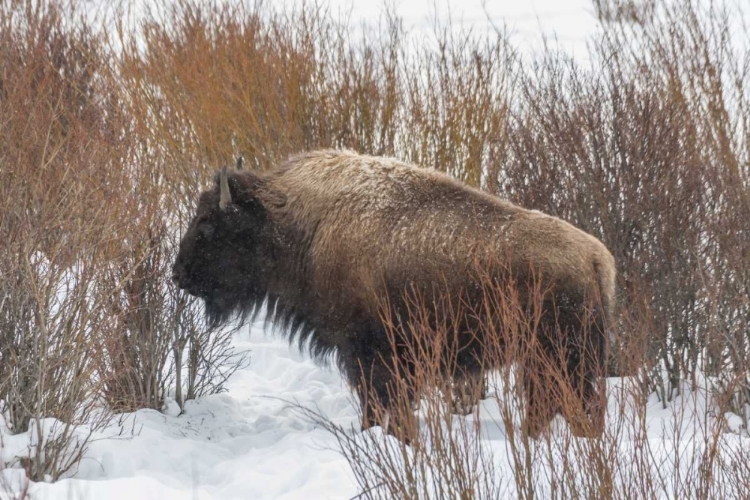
[172,150,616,440]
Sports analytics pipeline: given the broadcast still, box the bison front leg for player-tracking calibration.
[346,357,419,444]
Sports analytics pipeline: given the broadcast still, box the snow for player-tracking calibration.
[2,319,360,499]
[2,314,748,499]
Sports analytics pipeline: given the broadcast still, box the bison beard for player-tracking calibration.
[172,150,616,442]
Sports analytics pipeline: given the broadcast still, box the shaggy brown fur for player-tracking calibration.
[173,150,616,440]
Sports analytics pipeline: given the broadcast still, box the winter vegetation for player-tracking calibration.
[0,0,748,498]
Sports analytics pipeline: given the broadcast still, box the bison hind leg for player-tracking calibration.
[564,361,606,438]
[563,307,608,438]
[522,355,560,439]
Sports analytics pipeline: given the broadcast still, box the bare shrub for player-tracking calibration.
[503,0,749,410]
[0,0,127,480]
[92,207,249,413]
[93,217,176,412]
[0,456,30,500]
[0,0,250,482]
[115,1,515,194]
[593,0,656,26]
[169,243,249,410]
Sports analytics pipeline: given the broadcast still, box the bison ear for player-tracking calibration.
[219,165,232,210]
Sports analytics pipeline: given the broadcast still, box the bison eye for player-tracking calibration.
[199,222,215,238]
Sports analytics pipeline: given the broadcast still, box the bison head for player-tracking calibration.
[172,165,275,325]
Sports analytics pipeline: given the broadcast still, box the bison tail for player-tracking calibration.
[592,256,616,368]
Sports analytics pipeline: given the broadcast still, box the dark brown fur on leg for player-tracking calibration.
[532,305,607,439]
[523,352,560,439]
[349,356,418,444]
[564,365,606,438]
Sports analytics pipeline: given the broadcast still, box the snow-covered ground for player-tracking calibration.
[2,315,749,500]
[1,318,360,500]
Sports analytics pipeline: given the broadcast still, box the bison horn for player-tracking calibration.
[236,156,244,170]
[219,165,232,210]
